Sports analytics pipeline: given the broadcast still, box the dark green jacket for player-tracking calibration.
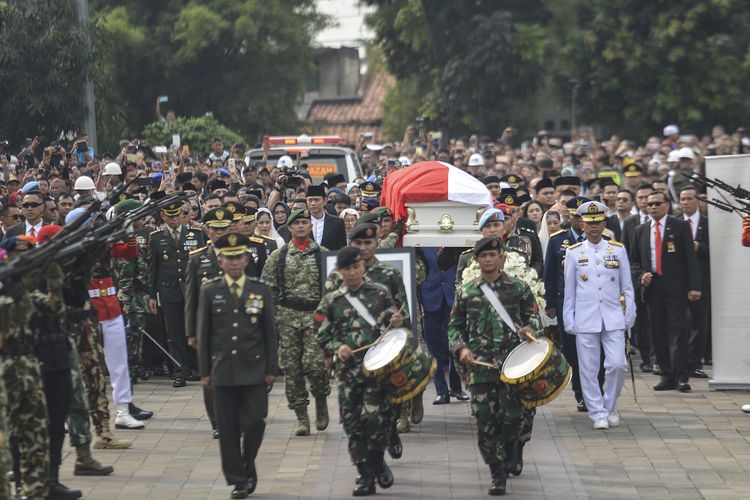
[184,245,222,339]
[197,276,278,386]
[147,225,205,303]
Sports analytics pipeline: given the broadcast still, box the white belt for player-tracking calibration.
[88,287,117,298]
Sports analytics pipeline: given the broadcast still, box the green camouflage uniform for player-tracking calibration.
[316,279,396,464]
[0,280,50,499]
[447,272,542,465]
[261,242,330,410]
[66,336,93,448]
[111,236,150,382]
[379,232,398,249]
[0,363,11,500]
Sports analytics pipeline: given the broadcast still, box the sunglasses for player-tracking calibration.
[22,202,42,208]
[647,201,664,207]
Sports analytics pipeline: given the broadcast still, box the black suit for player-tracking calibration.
[620,212,654,364]
[620,212,649,253]
[197,276,278,487]
[2,220,47,240]
[314,213,346,251]
[606,214,624,242]
[629,216,700,383]
[685,214,711,369]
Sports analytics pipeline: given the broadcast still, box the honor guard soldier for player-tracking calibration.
[316,246,404,496]
[223,202,265,275]
[563,201,635,429]
[147,200,206,387]
[448,237,542,496]
[185,207,232,438]
[261,208,331,436]
[197,233,278,499]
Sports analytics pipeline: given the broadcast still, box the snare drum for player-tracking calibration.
[379,343,436,404]
[362,328,411,378]
[500,337,571,408]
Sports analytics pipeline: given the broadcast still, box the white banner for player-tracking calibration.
[705,155,750,389]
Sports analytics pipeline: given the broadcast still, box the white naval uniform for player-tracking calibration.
[562,238,635,422]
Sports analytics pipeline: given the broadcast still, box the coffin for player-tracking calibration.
[403,201,488,247]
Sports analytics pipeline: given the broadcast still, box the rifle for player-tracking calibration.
[690,172,750,216]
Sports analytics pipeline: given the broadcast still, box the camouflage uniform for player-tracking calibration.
[111,235,150,383]
[0,280,49,499]
[261,242,330,412]
[379,232,398,249]
[447,271,542,465]
[315,279,397,464]
[0,363,12,500]
[66,337,92,447]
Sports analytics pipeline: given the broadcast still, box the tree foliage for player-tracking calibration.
[0,0,89,145]
[142,113,244,155]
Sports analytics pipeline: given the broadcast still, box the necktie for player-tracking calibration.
[654,221,663,275]
[230,282,240,300]
[29,226,36,237]
[686,217,694,239]
[578,234,584,243]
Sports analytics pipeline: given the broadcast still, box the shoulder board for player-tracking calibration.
[189,246,207,256]
[149,228,163,236]
[549,229,566,238]
[205,276,223,284]
[259,234,275,241]
[460,248,472,256]
[249,236,265,244]
[609,240,624,247]
[567,242,583,250]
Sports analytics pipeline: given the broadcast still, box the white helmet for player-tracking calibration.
[677,147,695,160]
[74,175,96,191]
[277,155,294,169]
[666,150,681,163]
[468,153,483,167]
[103,162,122,175]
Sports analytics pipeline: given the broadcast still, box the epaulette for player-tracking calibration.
[567,242,583,250]
[205,276,223,284]
[609,240,624,247]
[549,229,566,238]
[460,248,472,256]
[258,234,275,241]
[249,236,265,244]
[189,246,206,256]
[149,228,163,236]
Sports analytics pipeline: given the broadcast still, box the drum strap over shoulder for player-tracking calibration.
[479,283,517,333]
[344,293,377,327]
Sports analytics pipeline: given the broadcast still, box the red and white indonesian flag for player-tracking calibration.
[381,161,493,220]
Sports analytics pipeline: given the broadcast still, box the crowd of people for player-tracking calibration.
[0,120,748,499]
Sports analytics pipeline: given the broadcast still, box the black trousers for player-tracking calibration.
[44,368,72,472]
[204,386,216,430]
[688,296,710,370]
[423,306,462,396]
[143,312,169,371]
[160,302,191,378]
[214,384,267,486]
[646,285,690,382]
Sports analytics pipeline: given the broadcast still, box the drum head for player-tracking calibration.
[502,339,550,380]
[363,328,408,371]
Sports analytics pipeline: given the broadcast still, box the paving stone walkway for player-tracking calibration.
[60,357,750,499]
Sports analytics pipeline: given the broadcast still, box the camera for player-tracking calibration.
[280,165,303,189]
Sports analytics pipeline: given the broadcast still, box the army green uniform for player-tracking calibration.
[447,272,542,466]
[197,275,278,486]
[379,232,398,249]
[261,242,330,411]
[316,279,397,464]
[0,363,10,499]
[0,280,50,499]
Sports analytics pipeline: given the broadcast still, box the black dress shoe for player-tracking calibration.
[652,364,661,375]
[640,363,653,373]
[187,370,201,382]
[245,477,257,495]
[450,391,470,402]
[387,427,402,459]
[129,403,153,420]
[677,381,692,393]
[432,394,450,405]
[230,483,249,499]
[172,377,186,388]
[139,368,152,380]
[213,429,220,439]
[48,481,82,499]
[576,400,587,412]
[653,379,677,391]
[691,368,708,379]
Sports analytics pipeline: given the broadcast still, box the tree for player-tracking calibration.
[365,0,549,138]
[142,113,244,155]
[548,0,750,137]
[0,0,90,145]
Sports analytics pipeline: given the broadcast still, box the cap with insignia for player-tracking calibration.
[203,208,232,228]
[242,207,258,223]
[306,185,326,198]
[214,232,250,256]
[472,236,504,257]
[360,182,382,198]
[565,196,591,210]
[222,201,246,221]
[482,175,501,185]
[535,177,554,190]
[479,208,505,230]
[114,199,141,215]
[577,201,609,223]
[554,176,581,188]
[500,174,523,188]
[358,211,382,225]
[287,208,311,225]
[498,188,519,207]
[349,223,378,241]
[161,201,183,217]
[623,161,644,178]
[336,246,362,268]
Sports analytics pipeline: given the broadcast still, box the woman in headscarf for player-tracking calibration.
[271,201,290,229]
[340,207,359,241]
[255,207,285,248]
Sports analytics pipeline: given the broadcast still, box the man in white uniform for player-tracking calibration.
[563,201,635,429]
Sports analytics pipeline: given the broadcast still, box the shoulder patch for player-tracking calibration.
[549,229,566,238]
[609,240,624,247]
[567,242,583,250]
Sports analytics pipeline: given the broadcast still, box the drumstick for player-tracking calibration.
[351,338,386,355]
[471,359,497,369]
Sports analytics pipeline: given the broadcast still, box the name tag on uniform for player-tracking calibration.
[577,257,588,266]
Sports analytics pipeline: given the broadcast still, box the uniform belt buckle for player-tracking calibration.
[100,288,108,297]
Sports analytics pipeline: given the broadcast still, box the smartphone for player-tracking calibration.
[181,145,190,156]
[126,154,138,163]
[159,95,169,103]
[154,145,168,154]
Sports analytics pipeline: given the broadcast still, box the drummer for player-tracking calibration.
[315,246,404,497]
[447,237,542,496]
[322,222,414,455]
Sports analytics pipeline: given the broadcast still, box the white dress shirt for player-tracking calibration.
[25,220,43,237]
[684,210,699,240]
[311,213,325,244]
[649,214,668,271]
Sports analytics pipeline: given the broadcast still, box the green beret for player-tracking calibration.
[358,211,382,225]
[373,206,393,219]
[349,223,378,241]
[114,199,142,215]
[287,208,311,225]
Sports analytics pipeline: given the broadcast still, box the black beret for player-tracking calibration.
[336,246,362,269]
[599,177,617,188]
[349,223,378,241]
[565,196,591,210]
[482,175,501,185]
[472,236,504,257]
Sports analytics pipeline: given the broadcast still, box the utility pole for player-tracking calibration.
[76,0,97,151]
[569,79,579,138]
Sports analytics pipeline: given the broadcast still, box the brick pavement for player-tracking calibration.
[60,358,750,499]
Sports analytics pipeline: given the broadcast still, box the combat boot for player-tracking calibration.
[511,442,524,476]
[314,398,329,431]
[74,444,113,476]
[410,394,424,424]
[504,441,518,478]
[396,412,410,433]
[352,462,376,496]
[387,422,402,459]
[115,404,145,429]
[48,464,82,499]
[93,431,132,449]
[293,407,310,436]
[370,451,393,489]
[488,462,506,496]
